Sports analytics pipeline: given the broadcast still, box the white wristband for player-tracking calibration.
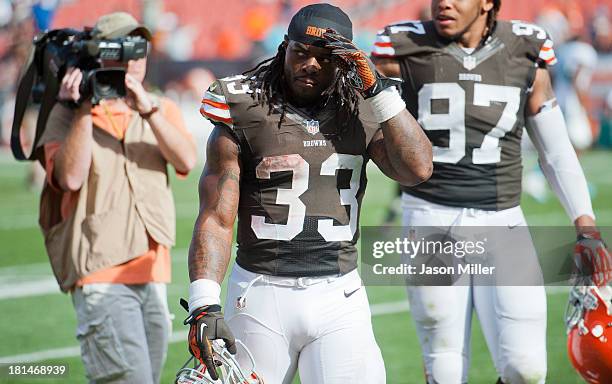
[366,86,406,123]
[188,279,221,314]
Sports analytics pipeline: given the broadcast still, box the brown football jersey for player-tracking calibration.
[373,20,557,210]
[201,75,380,277]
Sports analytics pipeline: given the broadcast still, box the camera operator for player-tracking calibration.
[35,12,196,384]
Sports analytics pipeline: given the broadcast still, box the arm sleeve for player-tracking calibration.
[525,105,595,222]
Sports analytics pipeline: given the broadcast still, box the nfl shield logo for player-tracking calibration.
[305,120,319,135]
[463,56,477,71]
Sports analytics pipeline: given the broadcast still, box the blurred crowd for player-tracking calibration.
[1,0,611,161]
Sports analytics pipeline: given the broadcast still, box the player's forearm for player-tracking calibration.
[188,130,240,312]
[188,219,234,283]
[364,84,432,184]
[527,68,595,224]
[146,112,197,174]
[54,105,93,191]
[526,106,595,223]
[189,163,240,283]
[187,214,234,313]
[381,109,433,185]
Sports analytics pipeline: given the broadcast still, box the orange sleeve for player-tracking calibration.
[160,97,193,179]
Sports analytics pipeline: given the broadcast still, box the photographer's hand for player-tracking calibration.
[124,73,196,174]
[124,73,153,114]
[58,67,82,102]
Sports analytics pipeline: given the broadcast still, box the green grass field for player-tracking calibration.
[0,150,610,383]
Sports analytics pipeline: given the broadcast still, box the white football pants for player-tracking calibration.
[402,193,547,384]
[224,263,386,384]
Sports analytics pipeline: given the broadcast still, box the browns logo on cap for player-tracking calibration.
[305,26,326,38]
[287,3,352,45]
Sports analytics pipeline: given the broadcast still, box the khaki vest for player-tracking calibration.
[38,100,176,292]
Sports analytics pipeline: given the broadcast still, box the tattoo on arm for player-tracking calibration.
[368,131,401,180]
[369,110,432,185]
[188,125,240,283]
[216,169,240,223]
[188,229,232,282]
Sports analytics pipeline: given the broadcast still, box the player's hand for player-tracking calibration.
[58,67,82,102]
[124,73,154,115]
[323,29,398,98]
[181,299,236,381]
[574,231,612,286]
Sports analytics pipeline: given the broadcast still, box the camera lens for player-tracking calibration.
[90,68,126,103]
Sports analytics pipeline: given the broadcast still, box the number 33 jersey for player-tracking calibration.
[201,76,380,277]
[373,20,557,210]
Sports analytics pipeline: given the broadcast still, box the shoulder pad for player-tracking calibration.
[372,20,435,58]
[200,75,253,128]
[499,20,557,67]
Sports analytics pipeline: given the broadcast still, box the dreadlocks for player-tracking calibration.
[486,0,501,38]
[243,42,360,133]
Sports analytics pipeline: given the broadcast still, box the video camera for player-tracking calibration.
[43,28,148,105]
[11,28,148,160]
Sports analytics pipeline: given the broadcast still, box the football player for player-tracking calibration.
[186,4,433,383]
[373,0,611,383]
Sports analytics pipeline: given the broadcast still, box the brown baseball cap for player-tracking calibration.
[92,12,152,40]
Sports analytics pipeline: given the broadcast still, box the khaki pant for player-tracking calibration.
[71,283,171,384]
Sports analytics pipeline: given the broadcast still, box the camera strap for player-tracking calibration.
[10,48,38,160]
[11,31,60,162]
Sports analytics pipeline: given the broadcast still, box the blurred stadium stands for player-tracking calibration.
[28,0,612,60]
[0,0,610,149]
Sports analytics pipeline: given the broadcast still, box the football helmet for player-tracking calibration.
[175,339,263,384]
[566,283,612,383]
